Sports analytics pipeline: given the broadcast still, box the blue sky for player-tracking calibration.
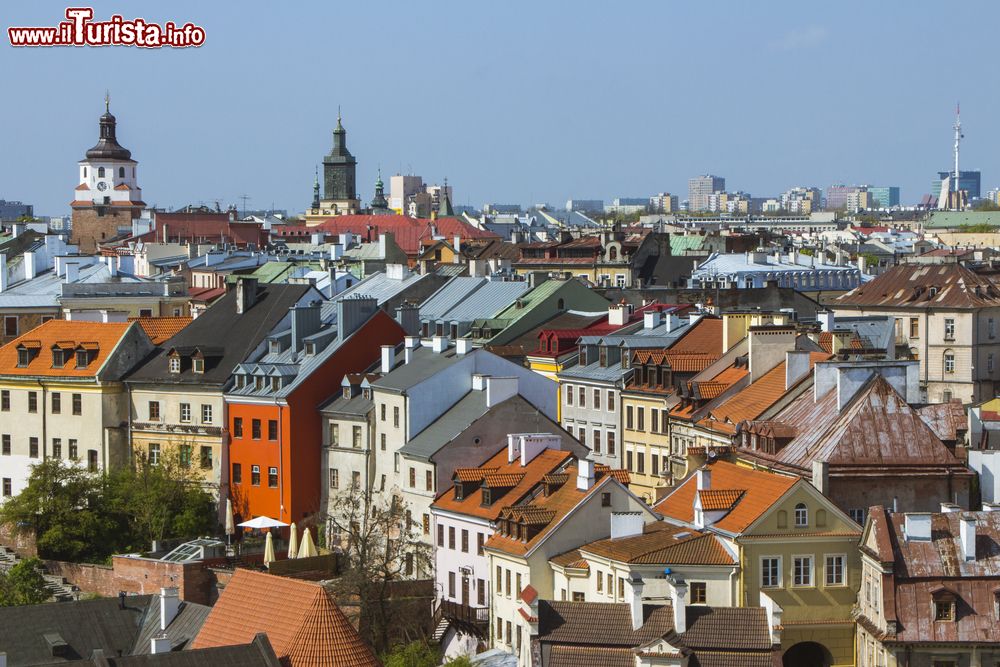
[2,1,998,215]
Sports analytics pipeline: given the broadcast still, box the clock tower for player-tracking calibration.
[305,108,360,224]
[70,96,145,252]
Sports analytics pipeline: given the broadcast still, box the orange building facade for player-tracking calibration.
[227,310,404,525]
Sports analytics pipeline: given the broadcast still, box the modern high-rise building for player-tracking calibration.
[648,193,678,213]
[688,175,725,212]
[389,174,424,214]
[868,186,900,209]
[566,199,604,212]
[825,184,864,210]
[936,170,981,199]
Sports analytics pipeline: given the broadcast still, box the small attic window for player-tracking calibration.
[363,388,372,400]
[168,355,181,374]
[193,358,205,374]
[269,340,281,354]
[343,386,351,400]
[51,348,67,369]
[934,599,954,621]
[75,349,94,368]
[17,348,33,368]
[304,341,315,356]
[271,377,280,391]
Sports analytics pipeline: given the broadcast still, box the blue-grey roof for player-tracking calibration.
[831,315,895,352]
[419,277,487,321]
[0,263,139,309]
[133,595,211,654]
[694,252,856,276]
[561,323,694,382]
[370,345,464,392]
[399,390,489,460]
[436,280,530,323]
[320,269,427,320]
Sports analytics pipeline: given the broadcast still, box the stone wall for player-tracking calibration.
[0,523,37,557]
[43,556,227,605]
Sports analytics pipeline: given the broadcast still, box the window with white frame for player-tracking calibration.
[794,503,808,527]
[944,351,956,374]
[180,403,191,423]
[201,404,212,424]
[825,554,845,586]
[944,318,955,340]
[793,555,813,586]
[761,556,781,588]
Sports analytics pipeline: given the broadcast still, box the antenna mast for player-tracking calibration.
[953,103,962,195]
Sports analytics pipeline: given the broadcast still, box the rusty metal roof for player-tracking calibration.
[739,375,969,476]
[870,508,1000,644]
[835,263,1000,309]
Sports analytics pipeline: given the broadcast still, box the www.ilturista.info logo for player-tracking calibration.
[8,7,205,48]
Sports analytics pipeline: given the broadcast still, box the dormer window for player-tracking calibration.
[193,358,204,374]
[254,376,264,390]
[168,356,181,373]
[363,388,372,400]
[932,588,957,621]
[934,599,955,621]
[17,348,31,367]
[343,387,351,400]
[52,348,67,368]
[75,350,90,368]
[271,377,280,391]
[454,485,465,501]
[481,488,492,507]
[304,341,315,356]
[269,340,281,354]
[599,347,608,367]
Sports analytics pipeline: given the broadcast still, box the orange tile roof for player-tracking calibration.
[127,316,193,344]
[432,449,573,521]
[670,317,723,354]
[484,464,627,557]
[454,466,498,482]
[654,461,797,534]
[698,352,829,433]
[484,471,526,488]
[698,488,745,511]
[0,320,134,378]
[192,569,379,667]
[572,522,735,566]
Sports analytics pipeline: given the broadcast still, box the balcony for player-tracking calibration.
[432,597,489,640]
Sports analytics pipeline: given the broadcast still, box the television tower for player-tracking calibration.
[953,103,963,194]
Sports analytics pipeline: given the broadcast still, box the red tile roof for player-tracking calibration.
[127,316,192,345]
[191,569,379,667]
[275,215,497,256]
[655,461,797,534]
[0,320,136,378]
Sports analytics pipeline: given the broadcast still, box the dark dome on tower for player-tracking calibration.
[85,102,133,161]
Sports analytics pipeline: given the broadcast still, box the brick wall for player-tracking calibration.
[0,523,37,557]
[43,556,224,605]
[70,207,137,254]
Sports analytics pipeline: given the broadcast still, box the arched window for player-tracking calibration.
[609,246,618,261]
[557,298,565,310]
[118,167,125,178]
[794,503,808,527]
[97,167,105,178]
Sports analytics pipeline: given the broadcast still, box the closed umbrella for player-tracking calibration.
[263,531,276,567]
[225,499,235,544]
[297,526,318,559]
[287,522,299,559]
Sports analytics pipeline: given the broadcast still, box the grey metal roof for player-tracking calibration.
[370,345,463,392]
[419,277,486,321]
[0,263,127,309]
[320,270,427,320]
[133,596,211,654]
[399,390,489,460]
[436,280,530,323]
[319,392,374,418]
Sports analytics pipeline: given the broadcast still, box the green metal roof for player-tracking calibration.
[670,235,706,254]
[923,211,1000,229]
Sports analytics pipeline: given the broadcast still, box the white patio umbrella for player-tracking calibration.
[297,526,318,559]
[287,522,299,559]
[224,499,235,543]
[263,531,276,567]
[238,516,289,530]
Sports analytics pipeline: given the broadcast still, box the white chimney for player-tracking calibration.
[940,502,961,513]
[576,459,595,491]
[696,468,711,491]
[456,338,471,355]
[379,233,388,258]
[903,513,932,541]
[785,350,811,390]
[160,587,180,630]
[960,515,976,561]
[381,345,395,374]
[983,503,1000,513]
[818,311,835,333]
[404,336,420,364]
[664,314,680,332]
[688,313,702,328]
[150,634,171,654]
[608,303,628,326]
[630,577,646,631]
[24,251,37,280]
[610,512,644,539]
[432,335,448,353]
[453,235,461,253]
[668,578,688,633]
[330,244,344,260]
[643,311,662,330]
[486,376,518,408]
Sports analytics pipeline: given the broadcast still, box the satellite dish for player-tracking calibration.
[707,450,718,461]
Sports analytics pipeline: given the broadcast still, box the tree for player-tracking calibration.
[382,641,440,667]
[0,558,50,606]
[325,489,433,654]
[0,456,216,563]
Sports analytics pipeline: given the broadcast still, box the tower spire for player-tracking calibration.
[104,90,110,112]
[312,165,320,210]
[953,102,963,196]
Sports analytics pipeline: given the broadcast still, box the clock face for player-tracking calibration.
[96,181,108,192]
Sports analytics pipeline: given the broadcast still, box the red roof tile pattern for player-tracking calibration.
[571,522,734,566]
[484,471,525,488]
[275,215,497,257]
[655,461,797,534]
[128,316,192,345]
[432,449,573,521]
[0,320,134,378]
[192,569,380,667]
[453,467,498,482]
[698,489,746,511]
